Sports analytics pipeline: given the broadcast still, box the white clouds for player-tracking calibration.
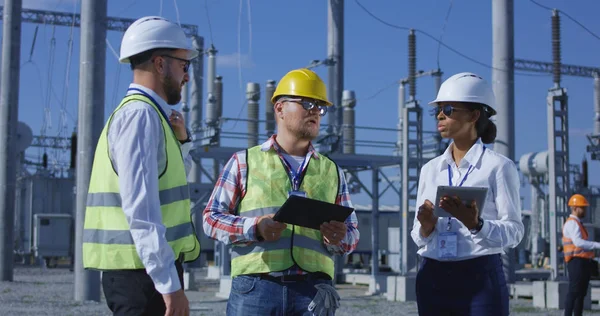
[216,52,255,69]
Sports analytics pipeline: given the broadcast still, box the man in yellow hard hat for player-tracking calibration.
[562,193,600,315]
[202,68,359,315]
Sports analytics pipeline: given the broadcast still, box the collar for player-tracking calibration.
[260,134,320,159]
[126,83,172,117]
[439,138,485,170]
[569,214,581,222]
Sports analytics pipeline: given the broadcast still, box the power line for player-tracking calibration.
[529,0,600,41]
[204,0,215,45]
[353,0,549,78]
[437,0,454,70]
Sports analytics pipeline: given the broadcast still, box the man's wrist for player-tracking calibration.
[178,128,192,144]
[470,218,484,234]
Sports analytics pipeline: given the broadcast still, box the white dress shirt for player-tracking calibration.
[563,215,600,250]
[410,138,525,261]
[107,83,193,294]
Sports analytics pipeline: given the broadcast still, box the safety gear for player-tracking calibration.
[562,217,594,262]
[119,16,198,64]
[230,146,339,279]
[271,68,332,106]
[429,72,497,117]
[568,194,590,207]
[83,94,200,270]
[308,283,341,316]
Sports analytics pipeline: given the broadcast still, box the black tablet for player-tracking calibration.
[272,195,355,230]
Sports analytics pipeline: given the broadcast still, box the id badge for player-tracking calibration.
[288,190,307,198]
[438,232,458,259]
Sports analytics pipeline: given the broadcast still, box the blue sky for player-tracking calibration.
[10,0,600,208]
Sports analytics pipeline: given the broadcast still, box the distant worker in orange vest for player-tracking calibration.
[562,193,599,316]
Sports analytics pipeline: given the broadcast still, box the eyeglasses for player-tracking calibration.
[431,104,472,117]
[283,98,329,116]
[160,54,191,73]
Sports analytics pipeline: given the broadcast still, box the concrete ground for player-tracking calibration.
[0,265,599,315]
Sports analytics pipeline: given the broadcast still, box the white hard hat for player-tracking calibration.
[429,72,497,117]
[119,16,198,64]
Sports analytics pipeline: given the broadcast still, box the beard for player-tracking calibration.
[293,122,319,140]
[163,72,182,105]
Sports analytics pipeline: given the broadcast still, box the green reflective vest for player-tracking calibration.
[231,146,339,279]
[82,93,200,270]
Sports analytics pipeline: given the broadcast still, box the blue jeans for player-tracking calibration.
[416,254,509,316]
[226,274,334,316]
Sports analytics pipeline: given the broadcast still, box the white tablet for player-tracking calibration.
[433,185,489,218]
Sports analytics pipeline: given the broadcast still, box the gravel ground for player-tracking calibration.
[1,265,600,316]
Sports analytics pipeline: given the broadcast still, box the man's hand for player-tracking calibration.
[417,199,438,237]
[438,195,479,230]
[257,214,287,241]
[162,289,189,316]
[169,110,188,142]
[320,221,346,245]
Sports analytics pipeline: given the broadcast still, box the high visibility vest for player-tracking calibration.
[562,217,595,263]
[82,93,200,270]
[230,146,340,279]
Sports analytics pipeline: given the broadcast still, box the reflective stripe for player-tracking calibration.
[83,222,194,245]
[231,234,330,259]
[87,185,189,207]
[563,241,573,246]
[565,250,594,256]
[239,207,279,218]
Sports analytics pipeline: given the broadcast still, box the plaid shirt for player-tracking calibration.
[202,135,359,276]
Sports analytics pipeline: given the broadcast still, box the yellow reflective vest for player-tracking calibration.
[231,146,339,279]
[82,93,200,270]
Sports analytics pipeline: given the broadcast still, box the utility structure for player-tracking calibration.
[0,4,205,302]
[512,8,600,280]
[400,29,423,277]
[0,0,22,282]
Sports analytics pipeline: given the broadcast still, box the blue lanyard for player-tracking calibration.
[447,147,486,187]
[127,88,173,131]
[279,154,308,191]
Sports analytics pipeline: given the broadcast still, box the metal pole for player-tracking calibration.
[397,82,405,152]
[594,75,600,135]
[74,0,106,302]
[327,0,344,138]
[401,106,410,275]
[530,181,540,267]
[341,90,356,154]
[0,0,22,281]
[205,45,218,127]
[492,0,516,284]
[247,82,260,147]
[181,83,189,129]
[188,35,204,269]
[371,167,380,289]
[265,80,276,137]
[189,35,204,133]
[215,76,223,121]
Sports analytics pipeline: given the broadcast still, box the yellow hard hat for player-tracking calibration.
[568,194,589,207]
[271,68,332,106]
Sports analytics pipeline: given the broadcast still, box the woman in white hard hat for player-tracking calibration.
[410,72,524,315]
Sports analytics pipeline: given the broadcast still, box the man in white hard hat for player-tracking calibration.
[82,16,201,316]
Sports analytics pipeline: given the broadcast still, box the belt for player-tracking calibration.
[258,272,329,284]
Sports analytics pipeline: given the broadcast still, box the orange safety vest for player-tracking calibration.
[562,217,595,262]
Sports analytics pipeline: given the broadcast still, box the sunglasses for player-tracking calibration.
[431,104,472,117]
[160,54,191,73]
[283,98,329,116]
